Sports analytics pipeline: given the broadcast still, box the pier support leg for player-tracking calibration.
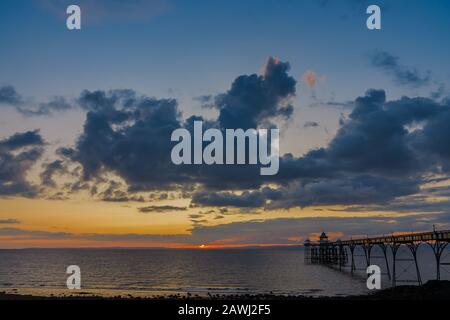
[429,241,448,280]
[379,244,391,280]
[407,243,422,285]
[349,245,356,275]
[363,244,373,267]
[338,244,346,270]
[391,244,399,286]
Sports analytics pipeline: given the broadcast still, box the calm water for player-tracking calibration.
[0,246,448,297]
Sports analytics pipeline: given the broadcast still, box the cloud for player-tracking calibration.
[281,89,447,178]
[192,191,267,208]
[0,227,73,239]
[96,180,146,202]
[0,130,44,149]
[0,219,20,224]
[63,89,186,190]
[17,96,75,117]
[430,83,446,100]
[0,85,75,117]
[369,50,430,87]
[325,100,355,109]
[416,108,450,162]
[302,70,317,89]
[213,56,296,129]
[20,58,449,213]
[192,175,418,210]
[0,85,23,106]
[61,83,450,209]
[60,58,296,192]
[264,176,419,209]
[40,160,67,188]
[303,121,319,128]
[194,95,215,109]
[191,89,450,209]
[0,130,45,197]
[138,205,187,213]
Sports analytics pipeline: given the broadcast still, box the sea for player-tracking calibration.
[0,246,449,298]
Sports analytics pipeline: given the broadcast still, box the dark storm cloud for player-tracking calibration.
[369,51,430,87]
[61,58,296,192]
[191,89,450,209]
[264,176,419,209]
[64,89,186,190]
[50,57,450,210]
[415,109,450,165]
[191,175,418,209]
[213,57,296,129]
[66,84,450,208]
[279,90,447,180]
[0,131,45,197]
[0,130,44,150]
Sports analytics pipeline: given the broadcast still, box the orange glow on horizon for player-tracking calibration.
[0,236,302,249]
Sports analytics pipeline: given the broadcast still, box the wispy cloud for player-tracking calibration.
[302,70,317,90]
[139,205,187,213]
[369,50,431,87]
[303,121,319,128]
[0,219,20,224]
[0,85,75,117]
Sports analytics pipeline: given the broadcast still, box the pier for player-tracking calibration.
[304,229,450,285]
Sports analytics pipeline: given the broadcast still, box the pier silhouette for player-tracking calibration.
[304,229,450,285]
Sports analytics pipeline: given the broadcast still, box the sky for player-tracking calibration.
[1,0,450,248]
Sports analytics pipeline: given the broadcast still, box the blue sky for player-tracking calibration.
[1,0,449,101]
